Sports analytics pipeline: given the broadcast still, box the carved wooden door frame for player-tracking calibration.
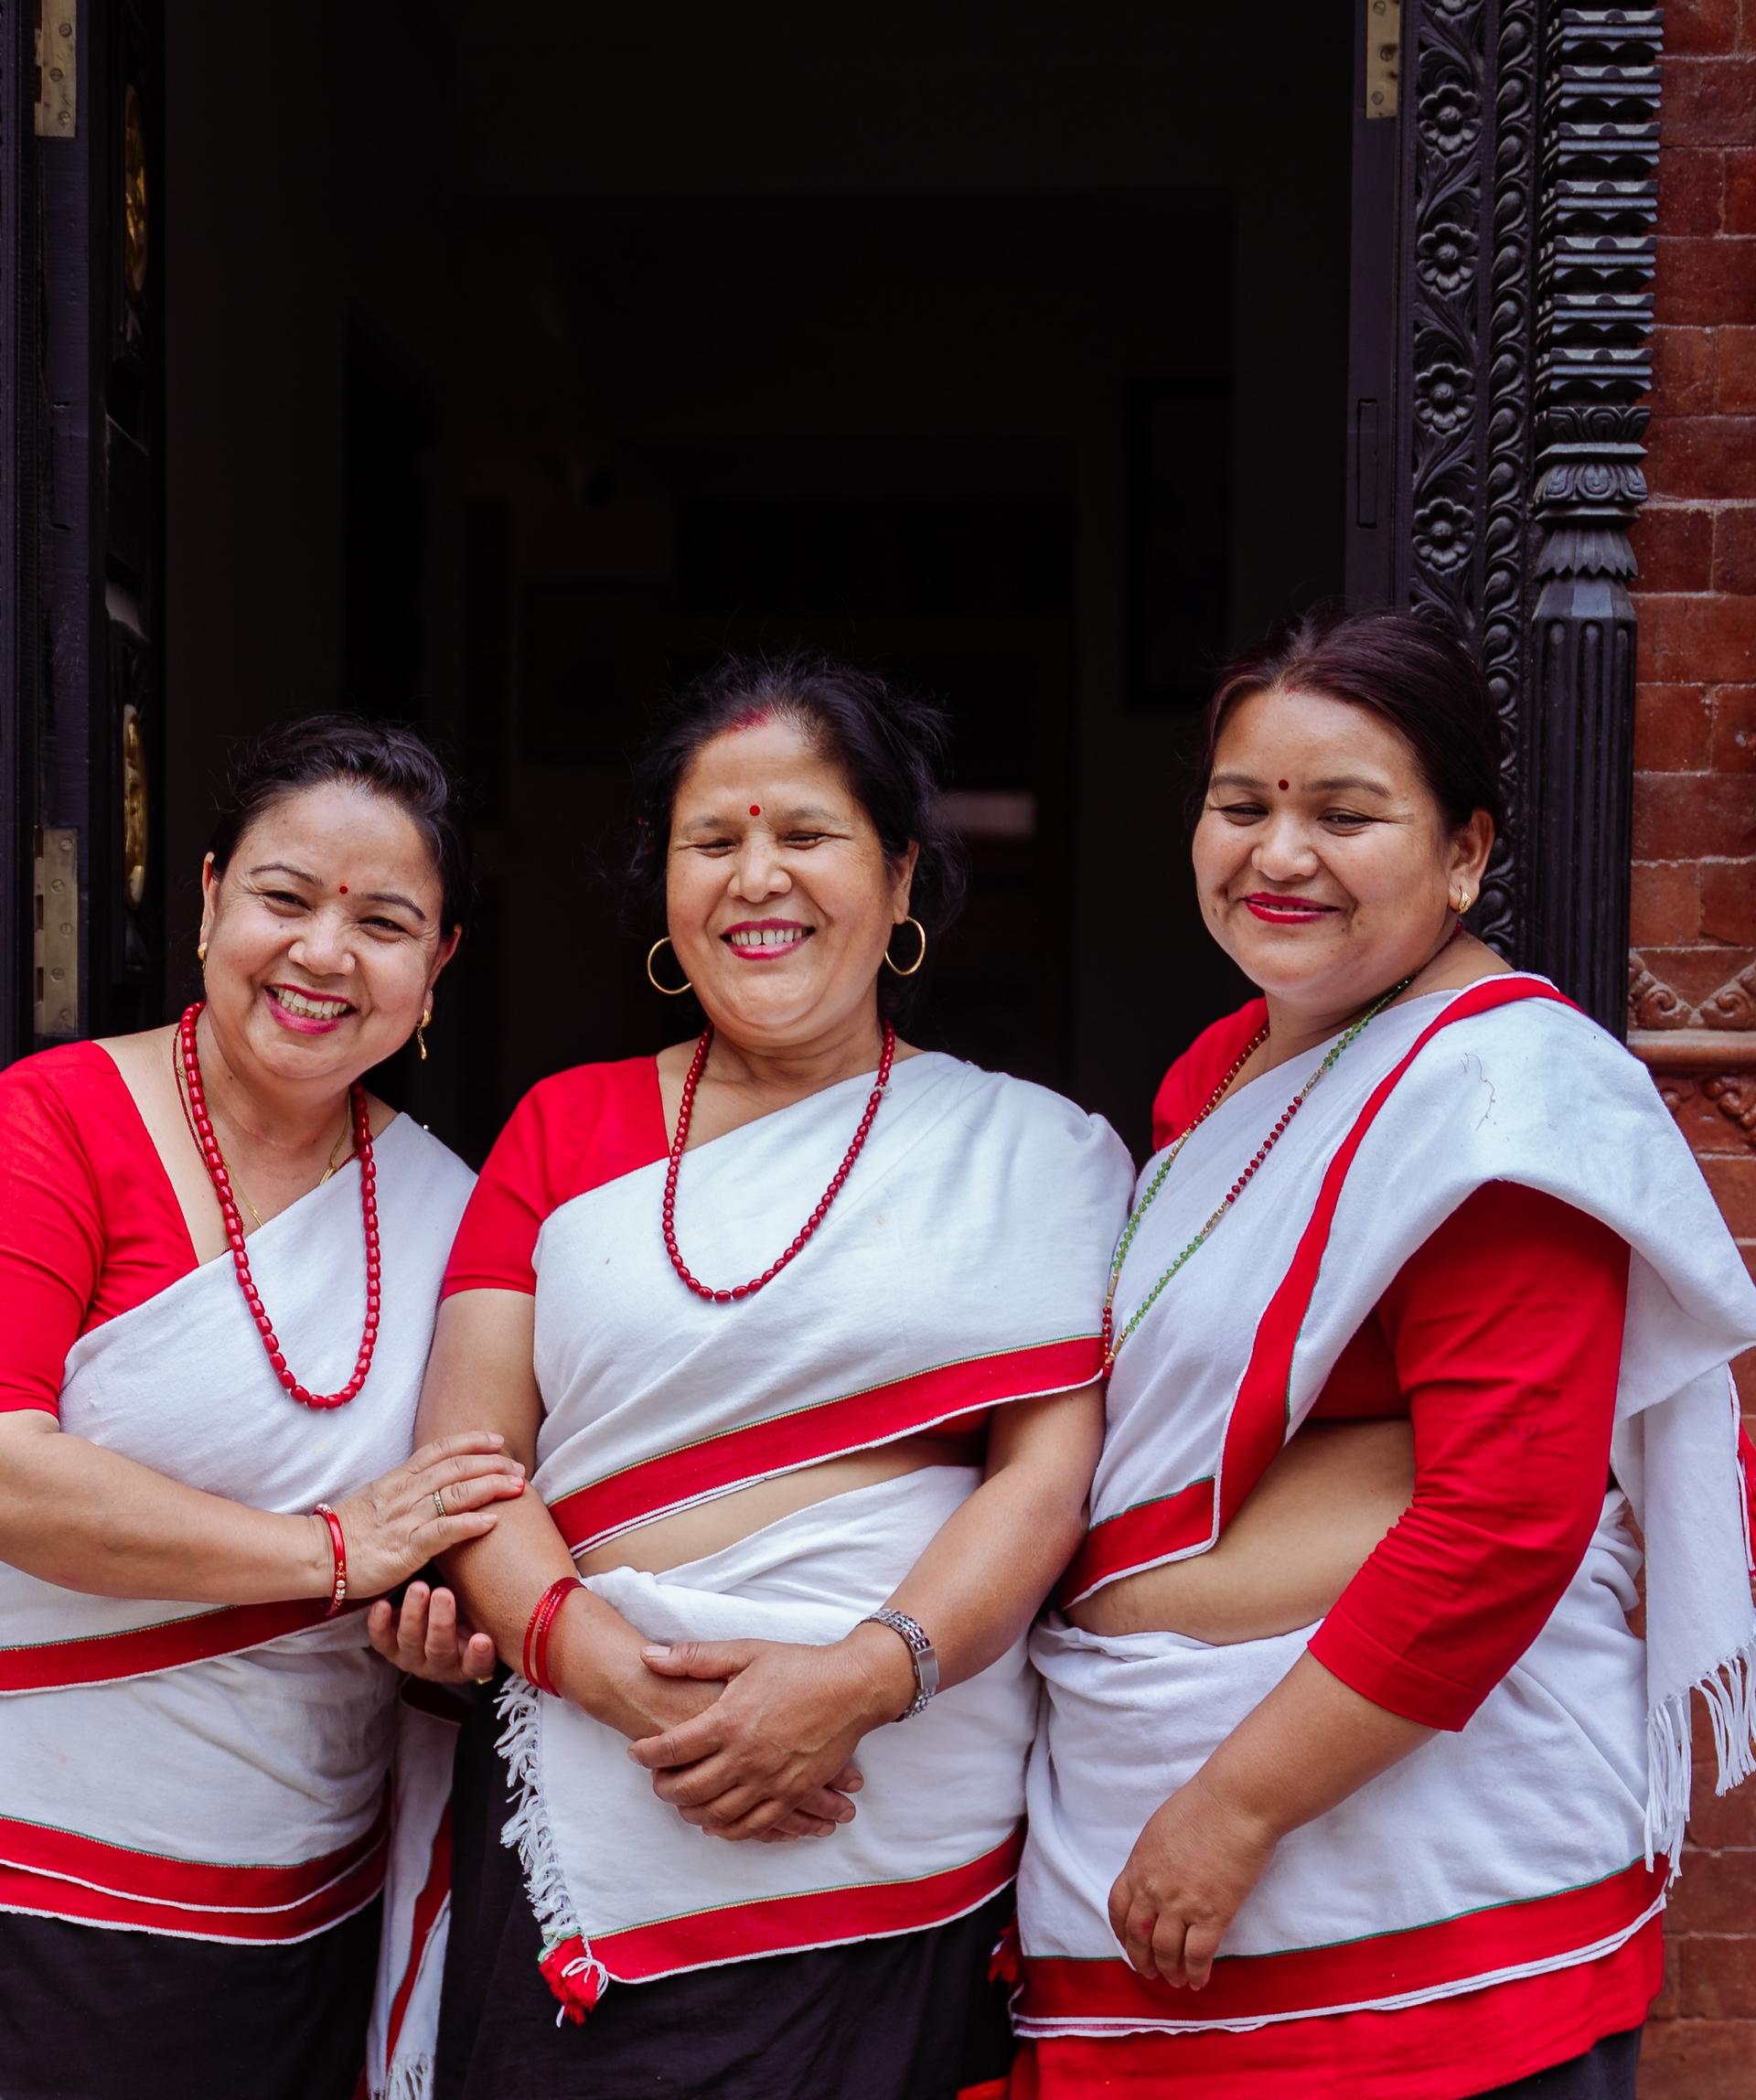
[1355,0,1659,1038]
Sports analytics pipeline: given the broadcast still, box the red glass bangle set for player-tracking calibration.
[312,1502,348,1617]
[523,1576,583,1694]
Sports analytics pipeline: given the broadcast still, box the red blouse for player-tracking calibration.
[441,1058,668,1299]
[0,1044,198,1416]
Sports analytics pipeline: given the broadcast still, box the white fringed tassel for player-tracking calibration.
[372,2057,434,2100]
[495,1674,607,2025]
[1644,1633,1756,1876]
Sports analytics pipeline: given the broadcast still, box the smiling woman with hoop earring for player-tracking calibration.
[374,655,1134,2100]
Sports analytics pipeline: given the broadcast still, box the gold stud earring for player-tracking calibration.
[417,1006,432,1062]
[197,940,209,965]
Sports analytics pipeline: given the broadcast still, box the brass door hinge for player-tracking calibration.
[34,3,77,139]
[34,829,80,1038]
[1365,0,1400,120]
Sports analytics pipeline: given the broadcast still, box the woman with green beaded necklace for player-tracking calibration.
[1011,606,1756,2100]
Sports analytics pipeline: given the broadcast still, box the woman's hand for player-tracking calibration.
[626,1636,898,1840]
[329,1431,526,1599]
[1107,1768,1281,1989]
[366,1580,498,1683]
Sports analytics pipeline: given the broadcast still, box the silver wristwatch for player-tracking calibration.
[861,1607,939,1720]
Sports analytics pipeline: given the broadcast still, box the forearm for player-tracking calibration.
[845,1389,1102,1715]
[1197,1651,1434,1841]
[0,1420,329,1603]
[434,1492,652,1716]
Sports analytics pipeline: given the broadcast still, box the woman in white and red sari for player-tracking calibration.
[1013,608,1756,2100]
[402,657,1133,2100]
[0,719,525,2100]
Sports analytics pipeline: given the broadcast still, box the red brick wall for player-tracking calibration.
[1625,1,1756,2089]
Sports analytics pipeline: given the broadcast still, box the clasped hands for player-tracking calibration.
[624,1632,913,1844]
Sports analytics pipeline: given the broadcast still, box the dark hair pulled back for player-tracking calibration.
[1200,604,1508,836]
[624,654,965,1010]
[207,713,474,930]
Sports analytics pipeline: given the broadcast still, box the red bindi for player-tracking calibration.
[338,883,349,895]
[1277,780,1290,792]
[749,805,762,817]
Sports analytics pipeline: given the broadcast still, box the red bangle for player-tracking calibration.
[313,1504,348,1617]
[522,1576,581,1695]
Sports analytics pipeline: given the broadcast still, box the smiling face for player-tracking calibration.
[1193,684,1493,1017]
[665,715,916,1057]
[198,780,457,1092]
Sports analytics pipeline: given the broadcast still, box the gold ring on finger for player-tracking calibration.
[432,1487,448,1520]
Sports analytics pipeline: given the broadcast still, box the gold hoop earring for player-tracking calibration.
[646,937,693,996]
[196,941,209,966]
[883,916,927,978]
[417,1006,432,1062]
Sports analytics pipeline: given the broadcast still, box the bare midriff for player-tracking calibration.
[1067,1420,1416,1644]
[573,1432,978,1579]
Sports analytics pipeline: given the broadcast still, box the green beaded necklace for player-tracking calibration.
[1099,971,1415,1370]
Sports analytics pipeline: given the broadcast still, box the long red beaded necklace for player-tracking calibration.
[177,1002,381,1409]
[663,1020,895,1302]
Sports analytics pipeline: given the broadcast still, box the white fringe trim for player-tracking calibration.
[371,2058,433,2100]
[1644,1632,1756,1873]
[495,1673,609,2023]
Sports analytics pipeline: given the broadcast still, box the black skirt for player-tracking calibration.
[1476,2026,1642,2099]
[0,1900,380,2100]
[435,1680,1016,2100]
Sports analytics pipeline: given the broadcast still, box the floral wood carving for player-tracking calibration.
[1402,0,1533,961]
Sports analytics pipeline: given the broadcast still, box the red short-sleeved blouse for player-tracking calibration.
[0,1044,198,1415]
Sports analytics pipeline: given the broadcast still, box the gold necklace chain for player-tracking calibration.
[169,1026,353,1231]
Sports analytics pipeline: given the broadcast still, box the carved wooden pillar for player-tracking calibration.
[1384,2,1662,1038]
[1523,10,1660,1034]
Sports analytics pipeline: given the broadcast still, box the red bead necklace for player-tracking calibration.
[663,1021,895,1302]
[177,1002,381,1409]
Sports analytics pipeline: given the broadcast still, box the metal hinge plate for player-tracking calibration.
[34,3,77,139]
[34,829,80,1038]
[1365,0,1400,120]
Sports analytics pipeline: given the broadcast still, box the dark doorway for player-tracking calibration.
[159,4,1354,1157]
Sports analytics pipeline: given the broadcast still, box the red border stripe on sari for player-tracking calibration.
[1057,1478,1215,1608]
[593,1827,1024,1984]
[1062,980,1573,1609]
[382,1798,453,2065]
[551,1339,1103,1554]
[0,1812,389,1943]
[0,1593,367,1694]
[0,1798,389,1911]
[1020,1855,1663,2029]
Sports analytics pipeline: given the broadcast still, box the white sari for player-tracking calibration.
[373,1052,1131,2095]
[1018,977,1756,2037]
